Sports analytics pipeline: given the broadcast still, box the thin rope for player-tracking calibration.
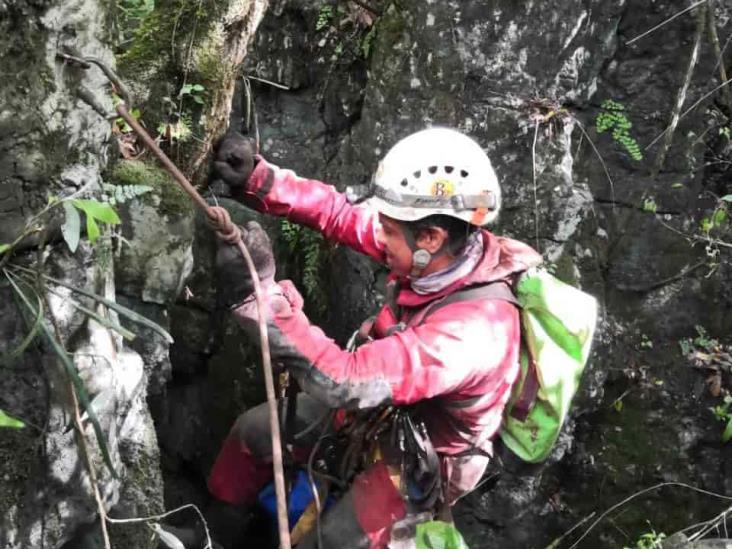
[116,103,292,549]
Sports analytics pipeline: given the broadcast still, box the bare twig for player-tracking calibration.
[714,28,732,73]
[626,0,707,45]
[244,74,291,90]
[657,217,732,250]
[69,385,112,549]
[572,118,616,208]
[531,120,541,252]
[106,504,213,549]
[608,388,633,410]
[615,259,707,292]
[686,506,732,542]
[648,79,732,152]
[567,482,732,549]
[544,513,598,549]
[705,0,732,110]
[653,3,706,174]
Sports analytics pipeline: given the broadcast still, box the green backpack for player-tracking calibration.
[499,268,598,462]
[423,268,598,463]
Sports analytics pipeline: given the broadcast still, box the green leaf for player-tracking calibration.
[0,409,25,429]
[62,202,81,253]
[72,199,119,244]
[721,195,732,203]
[86,214,100,243]
[1,274,43,365]
[0,244,10,255]
[713,209,727,227]
[671,183,684,189]
[722,418,732,443]
[6,273,118,478]
[72,199,120,224]
[416,521,469,549]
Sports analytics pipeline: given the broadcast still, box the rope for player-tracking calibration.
[115,103,292,549]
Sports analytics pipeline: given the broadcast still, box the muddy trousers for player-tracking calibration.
[208,394,406,549]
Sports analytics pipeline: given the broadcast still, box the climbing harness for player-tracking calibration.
[55,51,292,549]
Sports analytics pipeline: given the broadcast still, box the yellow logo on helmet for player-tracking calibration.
[430,179,455,197]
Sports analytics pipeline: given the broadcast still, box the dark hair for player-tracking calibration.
[403,214,478,256]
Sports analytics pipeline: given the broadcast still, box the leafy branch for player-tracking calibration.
[0,192,121,267]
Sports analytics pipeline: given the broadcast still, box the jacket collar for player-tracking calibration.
[395,229,543,308]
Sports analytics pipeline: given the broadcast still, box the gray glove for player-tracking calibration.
[215,221,276,308]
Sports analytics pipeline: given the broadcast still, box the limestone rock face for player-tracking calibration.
[0,1,164,547]
[3,0,729,547]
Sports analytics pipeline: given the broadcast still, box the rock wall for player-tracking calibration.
[0,1,165,548]
[212,0,730,547]
[3,0,729,547]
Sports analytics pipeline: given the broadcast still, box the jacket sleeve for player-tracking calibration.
[234,158,385,263]
[233,280,521,410]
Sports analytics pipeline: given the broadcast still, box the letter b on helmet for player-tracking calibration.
[368,128,501,226]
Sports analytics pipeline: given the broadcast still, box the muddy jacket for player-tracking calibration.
[231,158,542,459]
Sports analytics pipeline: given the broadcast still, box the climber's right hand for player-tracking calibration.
[211,132,256,190]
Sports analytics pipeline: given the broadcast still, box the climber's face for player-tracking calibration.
[376,214,414,277]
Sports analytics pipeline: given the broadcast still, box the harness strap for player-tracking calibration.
[416,281,539,422]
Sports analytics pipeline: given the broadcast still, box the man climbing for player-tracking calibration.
[207,127,542,548]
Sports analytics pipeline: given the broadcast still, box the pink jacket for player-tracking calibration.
[231,158,542,456]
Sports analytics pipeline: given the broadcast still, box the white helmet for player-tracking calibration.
[367,127,501,226]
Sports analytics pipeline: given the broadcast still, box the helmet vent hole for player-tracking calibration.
[428,166,438,174]
[460,170,469,178]
[444,166,454,174]
[400,178,408,187]
[413,170,421,179]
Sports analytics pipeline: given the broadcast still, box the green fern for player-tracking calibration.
[280,219,302,253]
[596,99,643,161]
[101,183,154,205]
[279,219,327,315]
[316,5,334,32]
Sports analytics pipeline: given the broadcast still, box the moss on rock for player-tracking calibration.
[109,159,193,217]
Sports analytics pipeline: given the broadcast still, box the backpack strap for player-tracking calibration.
[407,282,519,327]
[415,281,539,423]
